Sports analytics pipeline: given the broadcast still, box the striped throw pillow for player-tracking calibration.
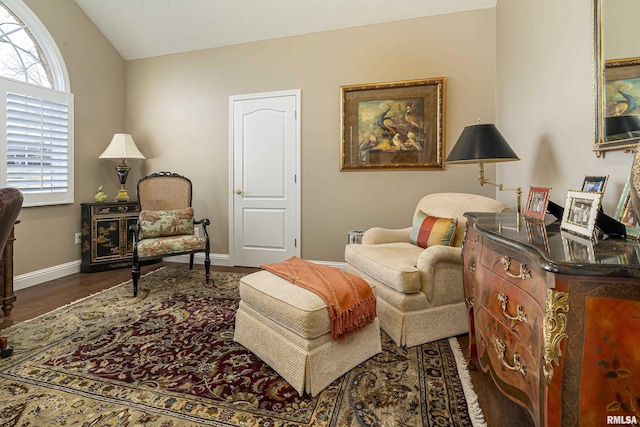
[409,210,458,249]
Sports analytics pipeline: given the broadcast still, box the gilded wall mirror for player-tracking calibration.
[594,0,640,155]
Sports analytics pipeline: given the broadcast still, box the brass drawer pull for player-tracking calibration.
[492,336,526,376]
[497,293,528,323]
[500,256,531,280]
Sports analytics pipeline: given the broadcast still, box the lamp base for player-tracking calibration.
[114,161,131,202]
[114,187,130,202]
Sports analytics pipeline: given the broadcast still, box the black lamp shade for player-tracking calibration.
[446,124,520,164]
[605,115,640,138]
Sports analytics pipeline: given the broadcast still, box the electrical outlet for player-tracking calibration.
[194,226,201,237]
[75,232,82,244]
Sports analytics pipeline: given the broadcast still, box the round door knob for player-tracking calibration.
[235,189,242,194]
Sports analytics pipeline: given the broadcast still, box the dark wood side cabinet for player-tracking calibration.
[463,212,640,427]
[0,224,17,316]
[81,201,138,273]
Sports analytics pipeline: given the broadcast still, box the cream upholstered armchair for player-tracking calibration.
[345,192,509,347]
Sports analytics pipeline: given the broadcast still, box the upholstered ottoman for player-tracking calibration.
[233,270,382,396]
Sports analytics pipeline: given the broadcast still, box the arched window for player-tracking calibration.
[0,0,73,206]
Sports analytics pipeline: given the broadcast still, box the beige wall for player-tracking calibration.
[126,9,499,263]
[495,0,632,216]
[13,0,125,276]
[13,0,621,278]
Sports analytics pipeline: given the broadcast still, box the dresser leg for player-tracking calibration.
[467,305,478,370]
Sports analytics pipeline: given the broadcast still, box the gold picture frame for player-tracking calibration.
[581,175,608,193]
[340,78,445,171]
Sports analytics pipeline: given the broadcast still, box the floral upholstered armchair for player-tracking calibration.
[345,192,509,347]
[130,172,210,296]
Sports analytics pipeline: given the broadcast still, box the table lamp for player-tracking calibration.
[99,133,145,202]
[446,123,522,214]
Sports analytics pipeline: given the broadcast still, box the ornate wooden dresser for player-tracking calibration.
[463,212,640,427]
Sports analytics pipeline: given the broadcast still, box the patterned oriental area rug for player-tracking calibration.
[0,268,487,426]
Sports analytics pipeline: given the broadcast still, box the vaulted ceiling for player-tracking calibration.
[74,0,496,60]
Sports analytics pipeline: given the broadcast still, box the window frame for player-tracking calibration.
[1,0,69,91]
[1,77,74,206]
[0,0,73,206]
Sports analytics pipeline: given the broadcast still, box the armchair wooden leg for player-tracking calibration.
[189,253,194,270]
[205,252,211,284]
[132,260,140,297]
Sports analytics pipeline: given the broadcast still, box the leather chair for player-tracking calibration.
[345,192,509,347]
[130,172,211,296]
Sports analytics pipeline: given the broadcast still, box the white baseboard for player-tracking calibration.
[170,254,347,270]
[13,254,346,290]
[169,253,231,266]
[14,260,82,291]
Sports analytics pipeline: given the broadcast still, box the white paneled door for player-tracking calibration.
[229,90,300,267]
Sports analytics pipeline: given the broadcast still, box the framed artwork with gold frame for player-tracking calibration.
[340,78,445,171]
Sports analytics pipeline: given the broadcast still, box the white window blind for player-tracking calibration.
[1,77,73,206]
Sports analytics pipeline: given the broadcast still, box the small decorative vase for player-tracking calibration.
[94,186,108,203]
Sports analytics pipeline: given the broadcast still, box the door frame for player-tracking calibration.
[228,89,301,266]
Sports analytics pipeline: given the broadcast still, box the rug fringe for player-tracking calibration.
[3,267,167,333]
[449,337,488,427]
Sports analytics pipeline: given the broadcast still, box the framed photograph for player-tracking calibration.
[524,186,551,220]
[581,175,609,193]
[603,57,640,150]
[560,190,602,239]
[614,174,640,238]
[340,78,445,171]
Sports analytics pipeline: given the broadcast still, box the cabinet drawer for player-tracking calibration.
[476,267,544,360]
[479,241,548,304]
[476,306,540,421]
[92,203,138,216]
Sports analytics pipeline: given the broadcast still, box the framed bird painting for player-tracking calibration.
[340,77,445,170]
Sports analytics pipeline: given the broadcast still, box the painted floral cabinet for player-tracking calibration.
[81,202,138,273]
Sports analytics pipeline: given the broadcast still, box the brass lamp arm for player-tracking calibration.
[477,162,522,215]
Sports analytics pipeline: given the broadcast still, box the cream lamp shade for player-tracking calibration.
[99,134,146,202]
[99,133,146,160]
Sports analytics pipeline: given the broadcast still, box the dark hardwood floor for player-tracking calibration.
[0,262,534,427]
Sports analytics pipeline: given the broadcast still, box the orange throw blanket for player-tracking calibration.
[261,257,376,340]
